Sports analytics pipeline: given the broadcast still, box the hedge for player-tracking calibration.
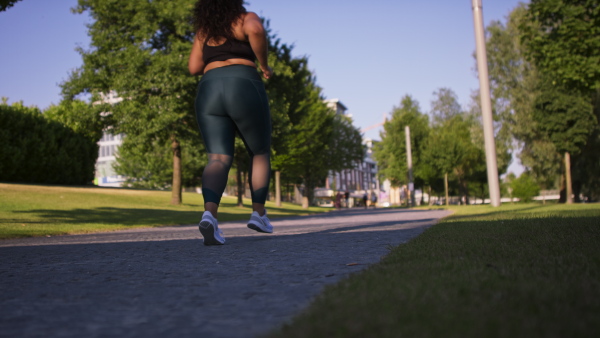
[0,102,98,185]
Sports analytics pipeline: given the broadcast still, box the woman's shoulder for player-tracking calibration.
[240,11,264,34]
[243,11,264,25]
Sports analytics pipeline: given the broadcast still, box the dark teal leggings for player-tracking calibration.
[195,65,271,205]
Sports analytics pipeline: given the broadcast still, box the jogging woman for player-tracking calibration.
[189,0,273,245]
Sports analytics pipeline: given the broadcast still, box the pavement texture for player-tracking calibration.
[0,207,451,338]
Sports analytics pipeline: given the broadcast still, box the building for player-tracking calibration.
[94,91,126,187]
[324,98,348,116]
[95,132,126,187]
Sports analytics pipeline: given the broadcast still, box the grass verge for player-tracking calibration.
[0,182,327,239]
[268,203,600,338]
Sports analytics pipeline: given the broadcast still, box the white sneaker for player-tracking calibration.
[247,209,273,233]
[199,211,225,245]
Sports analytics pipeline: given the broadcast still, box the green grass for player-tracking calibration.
[268,203,600,338]
[0,182,327,239]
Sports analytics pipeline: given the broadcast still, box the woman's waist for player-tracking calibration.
[203,60,258,78]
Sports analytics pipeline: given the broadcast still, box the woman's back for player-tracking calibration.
[189,11,270,77]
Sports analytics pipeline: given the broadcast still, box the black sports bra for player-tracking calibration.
[202,38,256,64]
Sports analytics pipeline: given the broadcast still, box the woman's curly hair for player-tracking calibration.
[192,0,247,42]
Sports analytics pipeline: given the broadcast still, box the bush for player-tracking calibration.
[0,101,98,185]
[510,172,540,202]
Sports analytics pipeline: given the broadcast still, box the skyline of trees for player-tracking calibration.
[52,0,364,208]
[484,1,599,202]
[7,0,598,204]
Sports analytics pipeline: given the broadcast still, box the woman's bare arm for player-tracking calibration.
[188,36,206,76]
[243,12,272,79]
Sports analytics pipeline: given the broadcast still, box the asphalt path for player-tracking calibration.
[0,207,451,338]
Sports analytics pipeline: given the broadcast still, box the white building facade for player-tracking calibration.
[94,91,126,187]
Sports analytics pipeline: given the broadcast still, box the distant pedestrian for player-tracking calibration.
[189,0,274,245]
[362,193,368,209]
[335,192,342,210]
[370,191,378,208]
[344,191,350,208]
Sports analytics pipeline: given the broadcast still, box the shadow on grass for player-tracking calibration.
[7,204,329,228]
[8,207,202,226]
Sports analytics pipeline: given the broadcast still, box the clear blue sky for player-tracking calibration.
[0,0,526,174]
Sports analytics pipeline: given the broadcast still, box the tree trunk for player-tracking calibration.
[302,196,309,209]
[302,180,315,209]
[444,173,449,206]
[559,174,566,203]
[565,152,573,204]
[428,186,433,206]
[293,184,302,204]
[236,167,244,207]
[170,136,182,205]
[542,190,546,205]
[275,171,282,207]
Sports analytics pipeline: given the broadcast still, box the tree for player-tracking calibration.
[0,0,21,12]
[510,172,540,203]
[519,139,561,193]
[532,80,596,203]
[374,95,429,200]
[572,89,600,201]
[326,114,365,180]
[485,3,592,202]
[114,134,205,190]
[283,83,335,208]
[520,0,600,203]
[467,91,511,200]
[262,30,295,206]
[63,0,201,204]
[43,99,106,142]
[262,37,363,208]
[484,5,559,190]
[430,88,462,123]
[422,115,484,205]
[421,89,486,205]
[521,0,600,93]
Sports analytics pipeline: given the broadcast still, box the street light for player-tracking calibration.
[472,0,501,207]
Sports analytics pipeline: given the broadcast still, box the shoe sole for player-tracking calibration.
[199,221,225,246]
[247,222,273,234]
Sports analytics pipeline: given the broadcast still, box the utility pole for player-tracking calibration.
[275,171,282,207]
[405,126,415,207]
[471,0,501,207]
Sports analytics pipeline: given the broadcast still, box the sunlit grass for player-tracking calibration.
[0,183,327,239]
[268,203,600,338]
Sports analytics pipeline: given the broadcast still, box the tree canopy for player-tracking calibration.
[521,0,600,92]
[43,99,106,142]
[58,1,364,207]
[374,95,428,188]
[483,0,600,201]
[62,0,201,203]
[0,0,21,12]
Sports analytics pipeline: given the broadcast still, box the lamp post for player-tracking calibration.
[472,0,501,207]
[405,126,415,207]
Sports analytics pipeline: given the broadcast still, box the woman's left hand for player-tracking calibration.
[261,66,273,79]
